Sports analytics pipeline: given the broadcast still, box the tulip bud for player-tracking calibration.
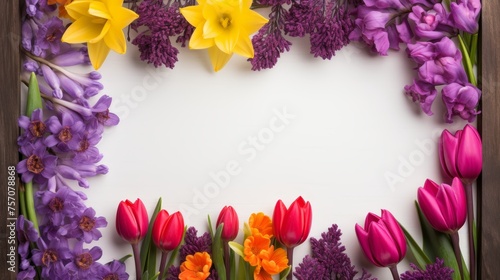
[273,196,312,248]
[355,210,407,267]
[152,210,184,252]
[439,124,482,184]
[418,178,467,234]
[115,199,148,244]
[216,206,239,241]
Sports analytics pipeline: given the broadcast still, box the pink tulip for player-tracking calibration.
[116,199,148,244]
[439,124,482,184]
[216,206,239,241]
[273,196,312,248]
[355,210,407,268]
[152,210,184,252]
[418,178,467,234]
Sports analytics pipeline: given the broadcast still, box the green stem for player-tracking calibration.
[132,243,142,280]
[450,232,465,280]
[25,181,39,232]
[389,265,400,280]
[464,182,476,280]
[19,184,28,219]
[223,240,231,280]
[469,33,478,67]
[159,251,169,280]
[458,35,477,86]
[286,247,294,280]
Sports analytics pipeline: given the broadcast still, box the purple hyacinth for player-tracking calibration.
[250,5,292,70]
[441,82,480,123]
[72,126,104,164]
[449,0,480,34]
[50,47,91,67]
[17,142,57,185]
[59,207,108,243]
[36,186,87,226]
[66,242,103,278]
[285,0,317,37]
[180,227,213,260]
[133,32,180,68]
[96,260,129,280]
[400,258,454,280]
[16,215,40,259]
[37,17,65,55]
[32,237,71,279]
[18,259,37,280]
[404,79,437,115]
[18,108,46,147]
[44,112,85,152]
[294,256,327,279]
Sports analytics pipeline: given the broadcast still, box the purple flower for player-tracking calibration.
[408,4,454,40]
[32,237,71,279]
[450,0,480,33]
[441,82,481,123]
[40,64,63,98]
[294,256,326,279]
[96,260,129,280]
[16,215,40,259]
[37,17,65,55]
[72,125,104,164]
[60,207,108,243]
[50,47,91,67]
[66,242,103,278]
[17,142,57,184]
[400,258,453,280]
[180,227,212,260]
[18,108,46,147]
[45,112,85,152]
[36,186,86,225]
[404,79,437,115]
[18,259,37,280]
[133,32,180,68]
[285,0,317,37]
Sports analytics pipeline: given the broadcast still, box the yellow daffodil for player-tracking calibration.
[61,0,138,69]
[180,0,268,71]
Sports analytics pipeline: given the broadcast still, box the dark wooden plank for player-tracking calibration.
[0,0,20,279]
[479,0,500,279]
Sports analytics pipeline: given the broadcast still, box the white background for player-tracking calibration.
[83,37,470,279]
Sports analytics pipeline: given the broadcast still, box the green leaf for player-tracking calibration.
[118,254,133,263]
[26,72,43,117]
[458,35,477,86]
[149,272,160,280]
[230,249,236,280]
[147,241,157,279]
[208,215,214,238]
[25,182,39,232]
[237,255,249,280]
[141,198,162,274]
[416,202,470,280]
[142,270,149,280]
[228,241,244,258]
[212,224,226,280]
[400,223,432,269]
[280,266,291,280]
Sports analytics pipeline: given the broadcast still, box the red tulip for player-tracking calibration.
[355,210,406,268]
[418,178,467,234]
[152,210,184,252]
[116,199,148,244]
[216,206,239,241]
[439,124,482,184]
[273,196,312,248]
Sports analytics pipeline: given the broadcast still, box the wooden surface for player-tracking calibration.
[0,0,498,279]
[479,0,500,278]
[0,0,20,279]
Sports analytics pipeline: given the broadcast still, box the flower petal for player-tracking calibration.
[180,5,205,27]
[88,21,111,44]
[240,10,268,34]
[189,27,214,49]
[214,27,240,54]
[88,1,110,19]
[87,40,111,70]
[65,0,92,20]
[62,17,105,43]
[233,34,254,58]
[208,45,232,71]
[104,25,126,54]
[111,7,139,29]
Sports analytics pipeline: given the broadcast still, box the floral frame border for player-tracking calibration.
[0,0,499,278]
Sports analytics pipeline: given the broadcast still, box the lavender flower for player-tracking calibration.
[180,227,213,260]
[66,242,103,278]
[32,237,71,279]
[96,260,129,280]
[36,186,86,226]
[285,0,317,37]
[37,17,65,55]
[294,256,326,280]
[16,215,39,259]
[133,32,180,68]
[441,82,481,123]
[400,258,453,280]
[17,142,57,184]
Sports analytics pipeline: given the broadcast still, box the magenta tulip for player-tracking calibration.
[273,196,312,248]
[216,206,239,241]
[418,178,467,234]
[152,210,184,252]
[439,124,482,184]
[355,210,406,268]
[116,199,148,244]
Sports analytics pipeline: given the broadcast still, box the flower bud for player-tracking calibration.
[152,210,184,252]
[273,196,312,248]
[216,206,239,241]
[115,199,148,244]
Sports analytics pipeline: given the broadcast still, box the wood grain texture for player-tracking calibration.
[0,0,20,279]
[479,0,500,278]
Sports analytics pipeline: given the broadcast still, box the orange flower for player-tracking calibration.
[47,0,73,18]
[259,246,289,275]
[243,234,270,266]
[254,265,273,280]
[249,212,273,237]
[179,252,212,280]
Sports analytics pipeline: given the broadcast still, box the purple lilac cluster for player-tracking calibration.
[165,227,218,280]
[131,0,195,68]
[18,0,124,278]
[400,258,454,280]
[349,0,481,122]
[294,224,377,280]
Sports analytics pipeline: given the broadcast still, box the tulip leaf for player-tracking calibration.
[237,254,250,280]
[26,72,43,117]
[228,241,244,258]
[230,249,236,280]
[280,266,291,280]
[147,243,157,279]
[142,270,149,280]
[400,223,432,269]
[141,197,162,274]
[118,254,133,263]
[208,215,214,239]
[416,202,470,280]
[149,272,160,280]
[212,224,226,280]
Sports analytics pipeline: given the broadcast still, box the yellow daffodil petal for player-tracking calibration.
[65,0,91,20]
[241,10,269,34]
[241,0,252,9]
[105,0,125,10]
[110,7,139,29]
[180,5,205,27]
[214,27,240,54]
[103,25,127,54]
[88,1,110,19]
[208,46,232,71]
[233,34,253,58]
[61,16,105,43]
[189,27,215,49]
[87,40,110,70]
[202,17,225,39]
[88,20,110,43]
